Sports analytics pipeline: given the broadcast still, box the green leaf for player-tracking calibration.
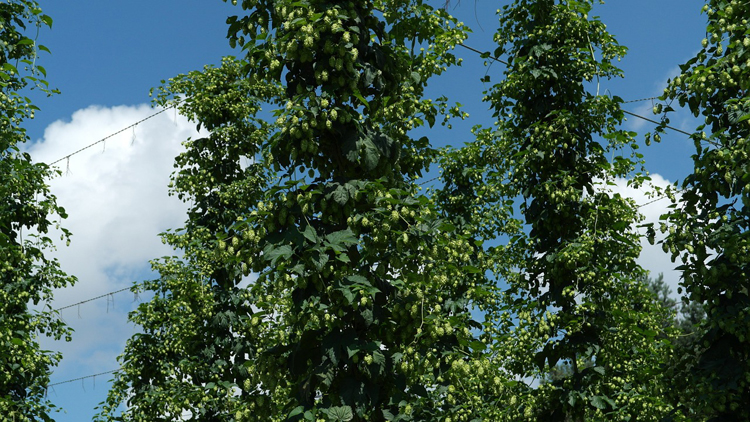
[289,406,305,418]
[264,244,293,265]
[361,137,380,171]
[469,340,486,352]
[426,112,435,128]
[3,63,18,73]
[568,391,579,407]
[346,345,360,358]
[361,308,374,326]
[351,89,369,108]
[303,224,318,243]
[462,265,481,274]
[335,253,351,263]
[346,274,369,285]
[372,349,385,366]
[327,406,353,421]
[326,229,358,247]
[341,286,356,304]
[590,395,610,410]
[332,185,350,205]
[313,250,329,270]
[382,409,395,421]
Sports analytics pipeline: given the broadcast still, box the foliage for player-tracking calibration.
[93,1,750,421]
[644,273,706,348]
[96,56,279,422]
[99,1,490,422]
[0,1,75,421]
[655,0,750,418]
[473,0,674,420]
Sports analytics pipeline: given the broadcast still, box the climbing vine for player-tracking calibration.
[656,0,750,418]
[477,1,674,420]
[100,1,489,421]
[0,2,75,421]
[93,1,750,421]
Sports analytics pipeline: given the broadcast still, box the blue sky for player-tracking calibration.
[23,1,706,421]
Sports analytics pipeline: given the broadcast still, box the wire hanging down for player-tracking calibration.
[48,106,175,167]
[48,369,120,388]
[54,284,143,313]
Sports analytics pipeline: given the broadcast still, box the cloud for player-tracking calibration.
[24,104,202,398]
[608,174,684,298]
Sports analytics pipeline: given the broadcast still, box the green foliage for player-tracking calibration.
[0,1,74,421]
[97,57,278,422]
[471,0,674,420]
[94,1,750,421]
[644,273,706,348]
[657,0,750,418]
[100,2,489,422]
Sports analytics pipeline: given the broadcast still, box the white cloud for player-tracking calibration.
[24,104,202,383]
[608,174,683,298]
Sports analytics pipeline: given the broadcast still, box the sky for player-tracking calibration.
[18,1,707,421]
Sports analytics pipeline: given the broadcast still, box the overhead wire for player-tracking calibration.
[48,104,177,167]
[452,41,695,210]
[456,42,688,137]
[48,369,119,388]
[458,43,509,66]
[42,44,685,172]
[53,284,143,313]
[622,96,660,104]
[622,110,693,137]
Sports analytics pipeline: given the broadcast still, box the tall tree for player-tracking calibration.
[100,1,486,421]
[97,57,280,422]
[0,1,75,421]
[656,0,750,418]
[478,0,674,420]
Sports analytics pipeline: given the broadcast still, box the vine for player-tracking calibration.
[656,0,750,418]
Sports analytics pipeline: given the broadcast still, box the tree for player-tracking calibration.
[95,1,750,421]
[473,0,674,420]
[644,273,705,349]
[642,273,710,420]
[100,1,488,421]
[655,0,750,418]
[0,1,75,421]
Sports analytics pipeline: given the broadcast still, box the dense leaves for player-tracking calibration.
[657,0,750,418]
[97,57,278,422]
[472,0,674,420]
[100,2,487,422]
[91,1,750,421]
[0,1,74,421]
